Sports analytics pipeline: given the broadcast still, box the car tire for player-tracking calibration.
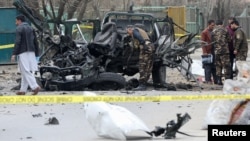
[89,72,126,90]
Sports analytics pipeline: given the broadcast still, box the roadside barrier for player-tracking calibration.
[0,94,250,104]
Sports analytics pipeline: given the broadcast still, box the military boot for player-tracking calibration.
[132,83,147,91]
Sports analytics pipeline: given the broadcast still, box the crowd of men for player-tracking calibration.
[126,17,248,90]
[201,18,248,85]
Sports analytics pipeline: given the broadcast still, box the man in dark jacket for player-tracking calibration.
[126,25,154,91]
[11,15,40,95]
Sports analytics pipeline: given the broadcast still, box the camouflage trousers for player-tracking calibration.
[236,51,248,61]
[235,51,248,76]
[138,43,154,84]
[214,53,231,79]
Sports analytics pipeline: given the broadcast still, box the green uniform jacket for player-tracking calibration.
[234,27,248,52]
[212,26,231,54]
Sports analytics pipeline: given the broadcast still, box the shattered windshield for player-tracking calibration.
[72,23,94,43]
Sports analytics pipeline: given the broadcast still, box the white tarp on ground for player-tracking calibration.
[191,59,204,76]
[83,91,150,141]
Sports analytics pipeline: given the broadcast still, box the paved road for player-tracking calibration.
[0,46,248,141]
[0,90,222,141]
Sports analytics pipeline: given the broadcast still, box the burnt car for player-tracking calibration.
[13,0,206,91]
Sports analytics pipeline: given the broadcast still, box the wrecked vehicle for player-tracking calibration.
[13,0,207,91]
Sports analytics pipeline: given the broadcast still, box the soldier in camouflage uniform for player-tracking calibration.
[126,25,154,91]
[230,20,248,61]
[212,20,231,85]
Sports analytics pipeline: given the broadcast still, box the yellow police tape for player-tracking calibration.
[0,44,14,49]
[0,94,250,104]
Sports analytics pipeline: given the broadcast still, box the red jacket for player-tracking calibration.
[201,28,213,54]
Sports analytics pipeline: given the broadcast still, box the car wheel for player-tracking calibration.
[89,72,126,90]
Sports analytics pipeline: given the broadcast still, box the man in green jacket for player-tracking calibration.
[230,20,248,61]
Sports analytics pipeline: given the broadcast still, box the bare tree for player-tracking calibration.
[54,0,66,21]
[67,0,83,19]
[215,0,229,21]
[159,0,163,6]
[122,0,131,11]
[77,0,93,20]
[24,0,39,11]
[164,0,188,6]
[198,0,243,25]
[23,0,44,20]
[216,1,222,19]
[110,5,116,11]
[199,0,216,24]
[92,0,101,19]
[123,0,128,11]
[40,0,53,19]
[148,0,164,6]
[143,0,151,6]
[7,0,250,25]
[225,0,231,18]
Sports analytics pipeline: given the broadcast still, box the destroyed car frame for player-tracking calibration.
[13,0,207,91]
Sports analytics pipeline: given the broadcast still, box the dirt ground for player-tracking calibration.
[0,91,217,141]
